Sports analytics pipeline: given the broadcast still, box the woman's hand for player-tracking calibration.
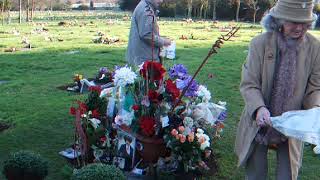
[163,38,171,46]
[256,106,272,127]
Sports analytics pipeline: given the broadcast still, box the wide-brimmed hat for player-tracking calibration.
[269,0,316,23]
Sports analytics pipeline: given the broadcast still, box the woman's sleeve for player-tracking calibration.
[303,45,320,109]
[240,38,266,119]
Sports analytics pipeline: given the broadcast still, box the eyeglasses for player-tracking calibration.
[285,21,312,29]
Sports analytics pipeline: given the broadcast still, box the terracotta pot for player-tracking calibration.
[135,134,166,164]
[119,126,166,164]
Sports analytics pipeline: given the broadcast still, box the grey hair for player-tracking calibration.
[260,13,316,32]
[260,14,285,32]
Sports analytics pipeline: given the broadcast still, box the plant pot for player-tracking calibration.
[5,172,44,180]
[119,126,166,164]
[135,134,166,164]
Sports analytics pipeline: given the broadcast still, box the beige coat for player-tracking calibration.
[235,31,320,179]
[126,0,164,65]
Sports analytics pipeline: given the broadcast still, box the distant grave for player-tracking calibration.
[0,80,9,85]
[64,50,80,55]
[0,121,11,133]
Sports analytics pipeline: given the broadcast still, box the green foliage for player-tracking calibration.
[71,163,126,180]
[78,5,89,10]
[3,151,48,180]
[60,165,74,180]
[85,90,107,116]
[159,1,177,17]
[216,0,235,20]
[314,3,320,14]
[119,0,140,11]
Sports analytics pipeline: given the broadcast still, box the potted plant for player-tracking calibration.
[71,163,125,180]
[3,151,48,180]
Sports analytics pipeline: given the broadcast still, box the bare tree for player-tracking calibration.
[245,0,259,24]
[199,0,209,18]
[31,0,34,21]
[229,0,241,22]
[19,0,22,23]
[26,0,30,22]
[187,0,193,18]
[235,0,240,22]
[211,0,217,20]
[5,0,10,24]
[1,0,4,25]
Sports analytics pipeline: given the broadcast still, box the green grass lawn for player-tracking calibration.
[0,11,319,180]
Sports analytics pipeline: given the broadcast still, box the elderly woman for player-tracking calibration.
[235,0,320,179]
[126,0,171,65]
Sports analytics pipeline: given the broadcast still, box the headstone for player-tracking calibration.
[0,121,11,132]
[0,80,9,85]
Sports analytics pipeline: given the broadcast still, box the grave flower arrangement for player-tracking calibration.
[69,62,228,171]
[94,67,113,85]
[73,74,83,90]
[98,62,228,172]
[165,126,211,172]
[68,26,240,174]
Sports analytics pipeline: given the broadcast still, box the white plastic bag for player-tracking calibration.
[166,41,176,59]
[160,41,176,59]
[271,107,320,146]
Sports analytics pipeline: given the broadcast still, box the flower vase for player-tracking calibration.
[117,86,124,113]
[135,133,166,164]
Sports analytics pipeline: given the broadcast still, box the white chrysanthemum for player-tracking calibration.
[196,133,201,138]
[200,141,210,150]
[197,128,204,134]
[196,85,211,102]
[113,67,137,87]
[202,134,210,141]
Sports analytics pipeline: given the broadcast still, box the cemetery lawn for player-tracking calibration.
[0,12,320,179]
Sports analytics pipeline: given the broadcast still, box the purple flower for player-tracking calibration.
[176,76,188,89]
[185,81,199,97]
[169,64,188,79]
[99,67,108,74]
[217,111,227,122]
[176,75,199,97]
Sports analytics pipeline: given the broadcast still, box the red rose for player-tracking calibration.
[140,61,166,82]
[89,86,102,95]
[148,90,160,103]
[165,79,180,100]
[139,116,156,136]
[70,101,88,116]
[132,105,140,111]
[70,107,76,115]
[92,109,100,118]
[100,136,107,142]
[78,102,88,115]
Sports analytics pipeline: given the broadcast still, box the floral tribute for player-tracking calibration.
[69,62,227,175]
[66,26,240,176]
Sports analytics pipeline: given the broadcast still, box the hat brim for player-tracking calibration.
[269,7,317,23]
